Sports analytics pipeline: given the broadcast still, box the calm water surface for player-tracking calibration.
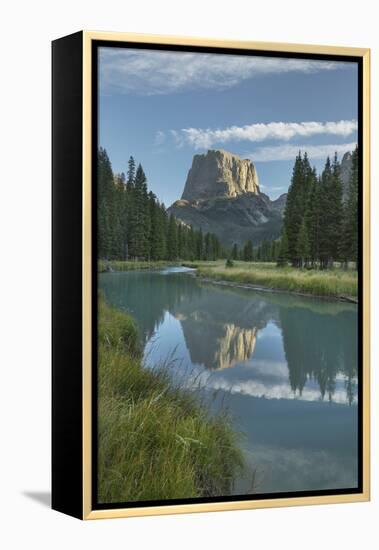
[99,267,358,495]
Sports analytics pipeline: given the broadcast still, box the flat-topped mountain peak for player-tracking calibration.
[168,149,286,247]
[181,149,260,201]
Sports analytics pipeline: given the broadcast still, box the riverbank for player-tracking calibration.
[98,260,177,272]
[182,261,358,301]
[98,297,244,503]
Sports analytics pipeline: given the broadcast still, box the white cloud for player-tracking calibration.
[198,371,357,405]
[250,141,357,162]
[154,130,166,146]
[171,120,357,149]
[99,47,351,95]
[178,357,357,405]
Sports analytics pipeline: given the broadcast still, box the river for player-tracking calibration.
[99,266,359,496]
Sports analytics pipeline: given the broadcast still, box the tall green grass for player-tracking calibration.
[98,298,244,503]
[195,262,357,298]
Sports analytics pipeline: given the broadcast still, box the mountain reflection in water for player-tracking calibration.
[99,268,359,493]
[100,268,358,404]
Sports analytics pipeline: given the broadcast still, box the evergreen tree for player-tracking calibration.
[341,146,359,268]
[297,219,310,268]
[261,240,272,262]
[329,153,344,262]
[283,153,305,266]
[231,243,238,260]
[204,232,212,260]
[243,240,253,261]
[167,214,178,260]
[180,225,189,260]
[212,234,221,260]
[318,156,333,268]
[177,223,184,259]
[114,172,127,259]
[283,152,315,267]
[127,156,136,189]
[129,164,149,258]
[161,204,168,258]
[302,152,315,200]
[149,195,166,260]
[188,226,196,261]
[318,154,343,268]
[196,229,204,260]
[305,172,321,267]
[124,156,136,255]
[278,149,357,271]
[270,241,277,262]
[98,147,116,259]
[277,231,289,267]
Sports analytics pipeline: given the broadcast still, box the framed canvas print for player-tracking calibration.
[52,31,370,520]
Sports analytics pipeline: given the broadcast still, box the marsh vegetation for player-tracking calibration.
[98,297,244,503]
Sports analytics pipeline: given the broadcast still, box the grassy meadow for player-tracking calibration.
[183,260,358,299]
[98,297,244,503]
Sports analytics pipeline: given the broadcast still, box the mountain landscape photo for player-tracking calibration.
[96,44,360,505]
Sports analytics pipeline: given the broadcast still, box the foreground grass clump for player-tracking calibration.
[98,298,244,503]
[98,260,176,272]
[193,261,358,298]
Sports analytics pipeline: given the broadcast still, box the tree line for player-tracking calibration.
[231,148,359,269]
[98,148,223,262]
[279,147,359,269]
[230,239,280,263]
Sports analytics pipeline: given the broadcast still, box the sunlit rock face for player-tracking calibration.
[214,324,258,370]
[176,317,258,370]
[171,284,274,370]
[182,149,260,201]
[168,149,286,247]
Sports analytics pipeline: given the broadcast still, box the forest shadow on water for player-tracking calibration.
[99,268,359,495]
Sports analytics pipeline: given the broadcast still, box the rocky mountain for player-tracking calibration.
[168,149,286,247]
[182,149,260,200]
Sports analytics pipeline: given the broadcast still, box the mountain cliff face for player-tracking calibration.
[168,149,286,247]
[182,149,260,200]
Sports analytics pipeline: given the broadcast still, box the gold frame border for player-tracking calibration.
[82,31,370,520]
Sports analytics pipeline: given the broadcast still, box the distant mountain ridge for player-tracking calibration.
[168,149,286,247]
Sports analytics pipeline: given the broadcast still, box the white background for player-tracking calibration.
[0,0,377,548]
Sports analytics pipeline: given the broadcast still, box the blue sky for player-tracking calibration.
[98,47,358,204]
